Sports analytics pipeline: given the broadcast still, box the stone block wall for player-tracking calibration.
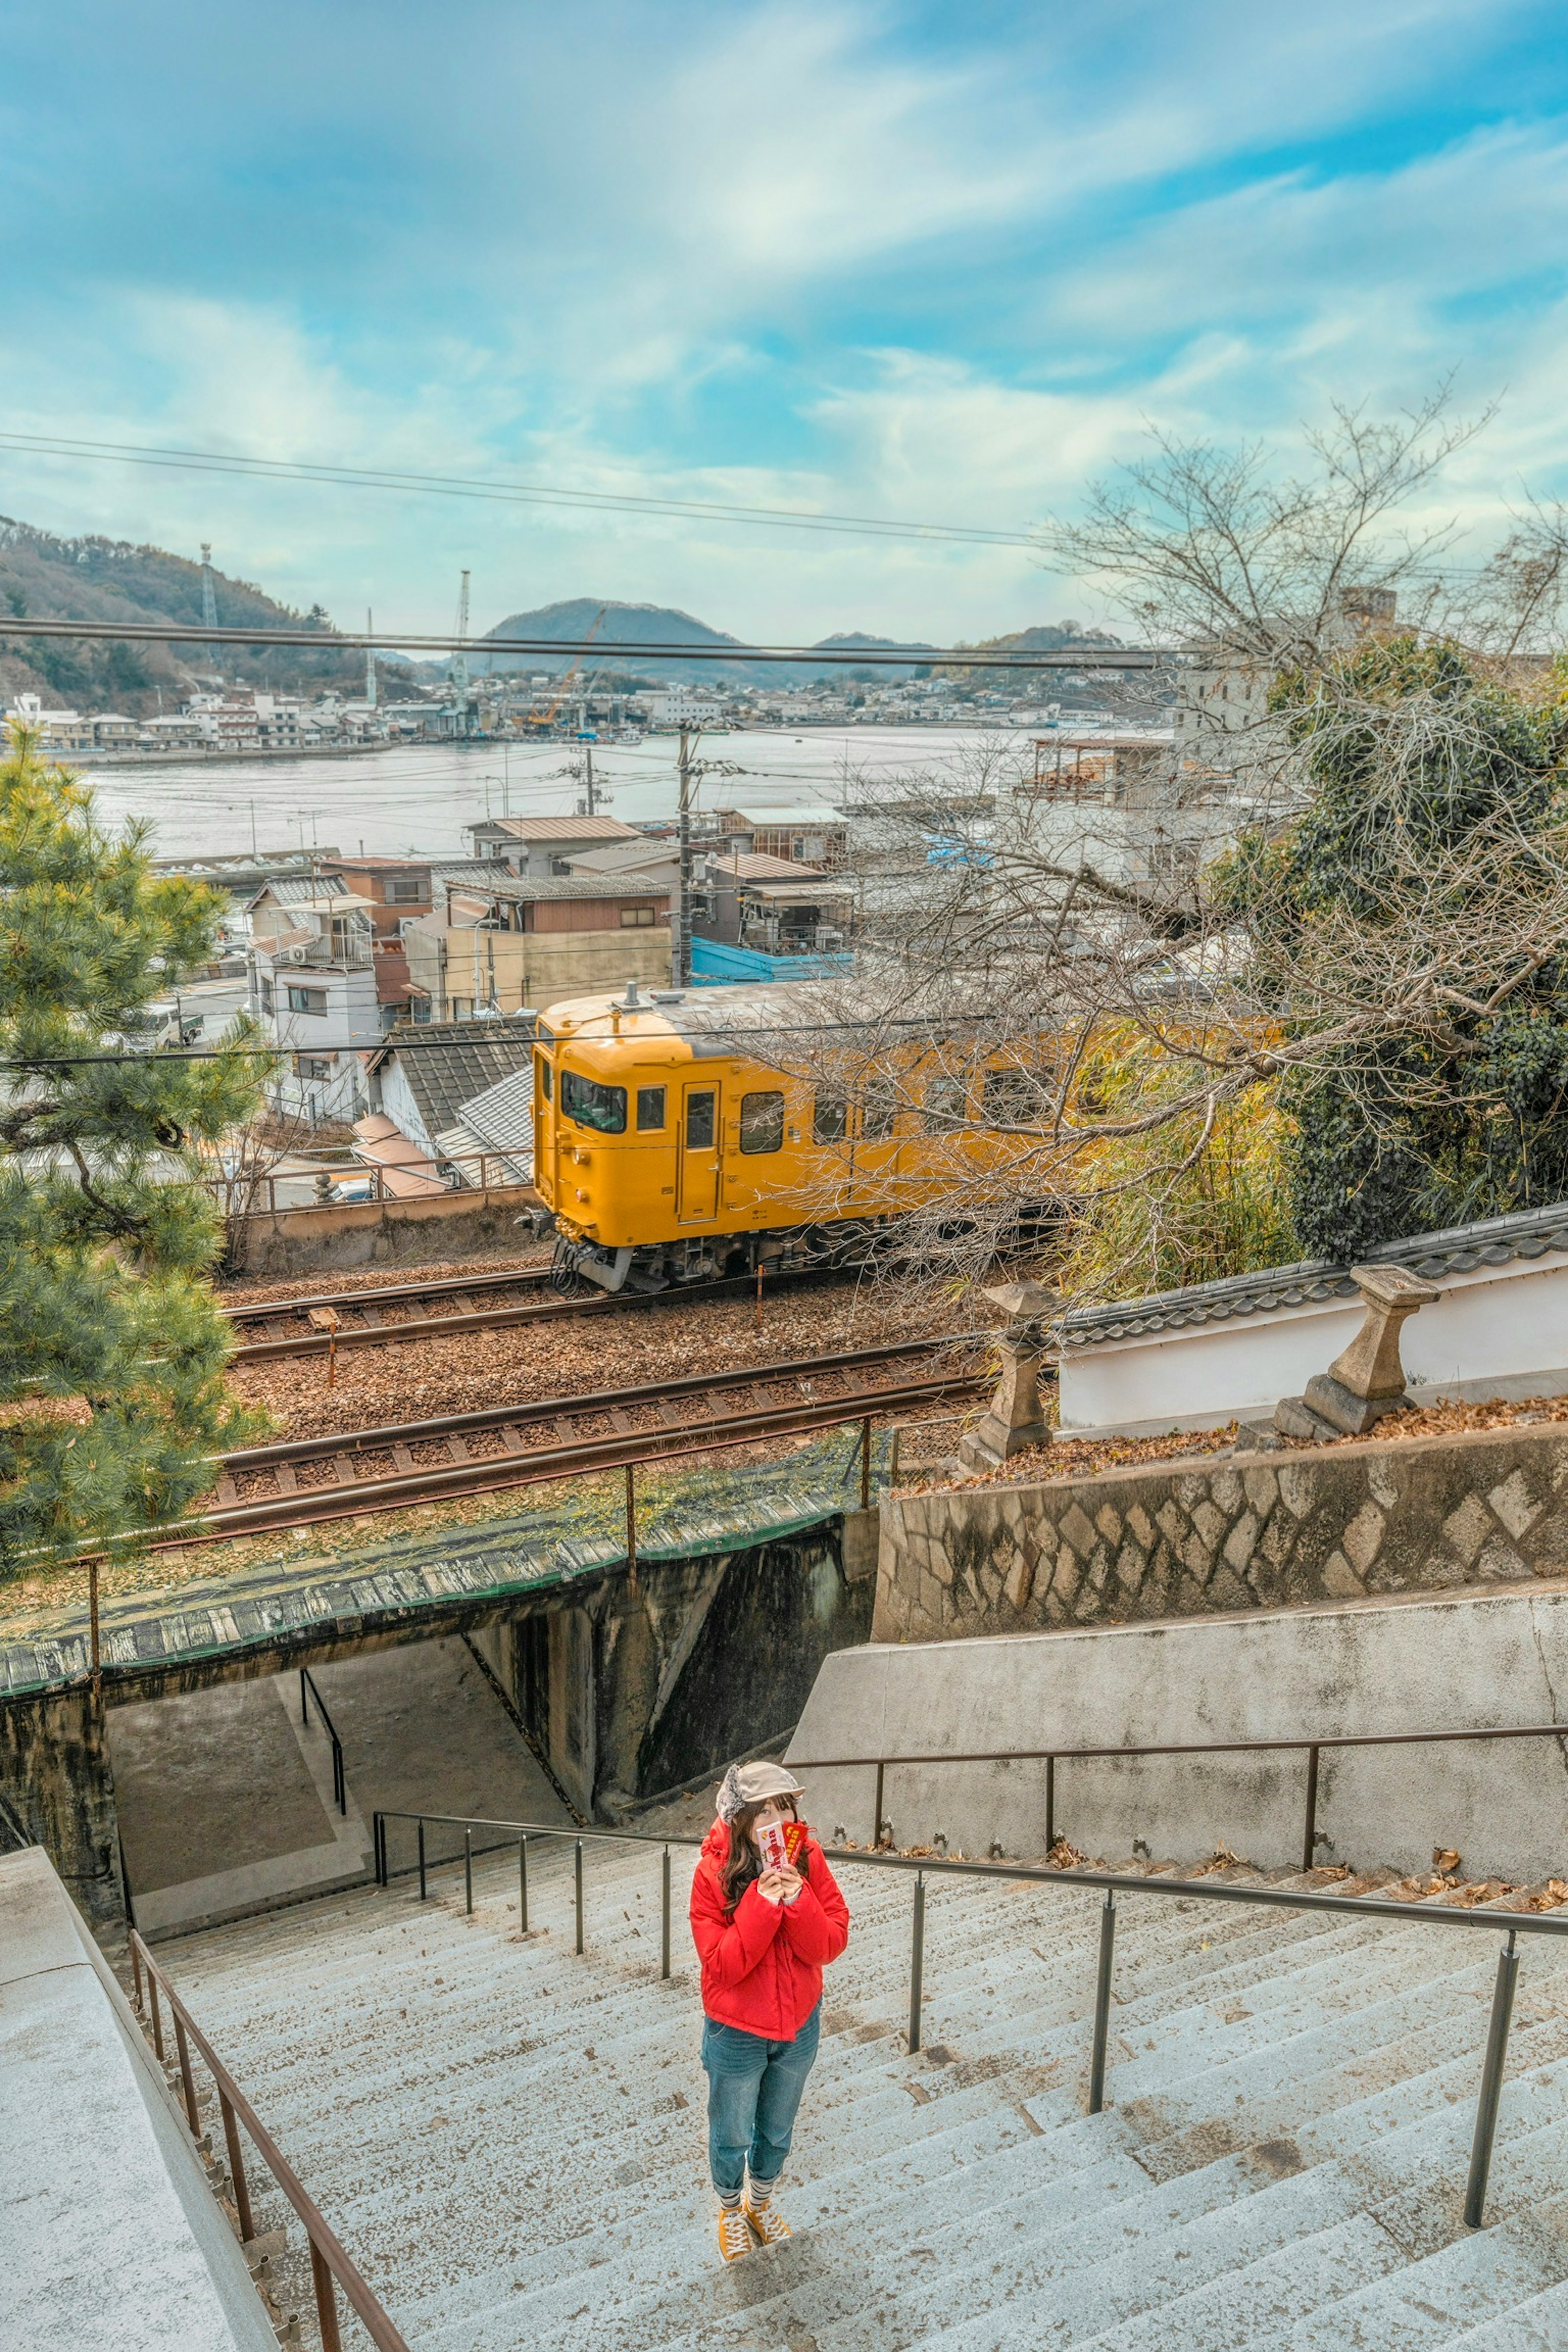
[872,1423,1568,1644]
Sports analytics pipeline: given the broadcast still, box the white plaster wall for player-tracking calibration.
[786,1584,1568,1880]
[0,1848,276,2352]
[1059,1252,1568,1435]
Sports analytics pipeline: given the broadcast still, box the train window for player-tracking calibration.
[637,1086,666,1131]
[812,1093,847,1144]
[740,1091,785,1154]
[686,1091,716,1149]
[561,1068,627,1133]
[537,1056,553,1103]
[862,1081,898,1139]
[983,1068,1036,1127]
[924,1074,968,1131]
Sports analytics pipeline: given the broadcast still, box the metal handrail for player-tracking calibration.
[127,1929,410,2352]
[299,1667,346,1815]
[370,1800,1568,2229]
[792,1719,1568,1875]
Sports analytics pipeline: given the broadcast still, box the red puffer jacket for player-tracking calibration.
[689,1818,850,2040]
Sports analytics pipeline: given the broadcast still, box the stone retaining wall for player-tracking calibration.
[872,1422,1568,1643]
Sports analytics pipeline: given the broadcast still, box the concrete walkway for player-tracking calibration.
[109,1635,566,1938]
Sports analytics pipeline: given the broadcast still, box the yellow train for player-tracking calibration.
[535,977,1054,1292]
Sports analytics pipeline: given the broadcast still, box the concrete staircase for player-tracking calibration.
[155,1833,1568,2350]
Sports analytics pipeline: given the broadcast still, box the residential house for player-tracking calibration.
[246,877,386,1125]
[358,1016,537,1191]
[715,805,851,869]
[564,839,854,960]
[403,868,671,1018]
[465,813,641,878]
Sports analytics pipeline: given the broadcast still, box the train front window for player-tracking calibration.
[637,1086,666,1130]
[812,1093,847,1144]
[561,1068,627,1133]
[740,1090,785,1154]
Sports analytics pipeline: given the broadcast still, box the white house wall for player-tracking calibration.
[1059,1250,1568,1436]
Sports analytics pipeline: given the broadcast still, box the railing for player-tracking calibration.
[789,1719,1568,1876]
[299,1668,346,1815]
[369,1800,1568,2230]
[202,1145,535,1218]
[128,1928,410,2352]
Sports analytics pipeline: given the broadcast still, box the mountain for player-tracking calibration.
[476,599,935,685]
[0,518,405,714]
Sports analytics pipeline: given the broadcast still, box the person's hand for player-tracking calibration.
[757,1869,790,1904]
[774,1865,804,1905]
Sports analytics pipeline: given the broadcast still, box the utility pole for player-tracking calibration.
[584,743,596,816]
[674,728,695,986]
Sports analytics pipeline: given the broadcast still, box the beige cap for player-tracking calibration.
[715,1759,804,1820]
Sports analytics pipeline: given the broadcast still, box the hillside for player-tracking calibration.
[477,598,933,684]
[0,519,404,715]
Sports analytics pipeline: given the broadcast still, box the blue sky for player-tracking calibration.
[2,0,1567,643]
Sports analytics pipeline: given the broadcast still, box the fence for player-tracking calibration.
[128,1929,409,2352]
[371,1799,1568,2230]
[203,1144,535,1218]
[788,1718,1568,1875]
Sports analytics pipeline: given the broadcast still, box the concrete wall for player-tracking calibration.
[874,1421,1568,1647]
[787,1583,1568,1880]
[221,1182,540,1278]
[0,1848,276,2352]
[1060,1250,1568,1436]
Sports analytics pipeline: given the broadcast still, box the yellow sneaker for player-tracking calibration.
[745,2198,791,2246]
[717,2203,752,2263]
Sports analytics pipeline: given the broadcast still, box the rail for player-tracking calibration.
[127,1928,411,2352]
[789,1719,1568,1874]
[299,1667,346,1815]
[371,1800,1568,2231]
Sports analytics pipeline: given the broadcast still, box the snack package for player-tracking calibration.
[759,1818,808,1872]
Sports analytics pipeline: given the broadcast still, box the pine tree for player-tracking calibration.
[0,726,271,1568]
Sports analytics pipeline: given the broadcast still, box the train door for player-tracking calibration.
[677,1081,721,1222]
[534,1048,557,1202]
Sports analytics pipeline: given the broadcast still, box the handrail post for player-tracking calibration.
[417,1819,427,1902]
[148,1971,165,2061]
[465,1828,474,1915]
[1465,1929,1520,2227]
[174,2012,202,2137]
[219,2089,255,2242]
[1302,1742,1321,1873]
[626,1462,637,1590]
[1045,1754,1056,1855]
[575,1838,585,1954]
[662,1845,672,1980]
[874,1759,886,1848]
[1089,1891,1116,2114]
[333,1730,345,1816]
[129,1934,144,2012]
[372,1811,383,1886]
[519,1836,529,1933]
[908,1872,926,2054]
[300,1667,308,1725]
[860,1415,872,1511]
[310,2236,344,2352]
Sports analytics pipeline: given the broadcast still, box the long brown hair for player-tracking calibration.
[721,1797,800,1916]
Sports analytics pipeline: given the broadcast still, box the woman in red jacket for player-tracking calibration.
[689,1759,849,2261]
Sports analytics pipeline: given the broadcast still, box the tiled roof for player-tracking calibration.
[1060,1199,1568,1350]
[470,815,639,844]
[248,875,353,909]
[369,1017,537,1138]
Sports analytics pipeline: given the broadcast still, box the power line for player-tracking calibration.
[0,429,1044,548]
[0,613,1160,670]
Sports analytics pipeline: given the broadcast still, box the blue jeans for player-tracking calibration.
[700,2003,822,2199]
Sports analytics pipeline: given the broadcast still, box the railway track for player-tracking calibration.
[221,1264,567,1359]
[220,1261,842,1360]
[178,1338,980,1547]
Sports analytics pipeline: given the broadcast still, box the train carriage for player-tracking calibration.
[535,977,1054,1292]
